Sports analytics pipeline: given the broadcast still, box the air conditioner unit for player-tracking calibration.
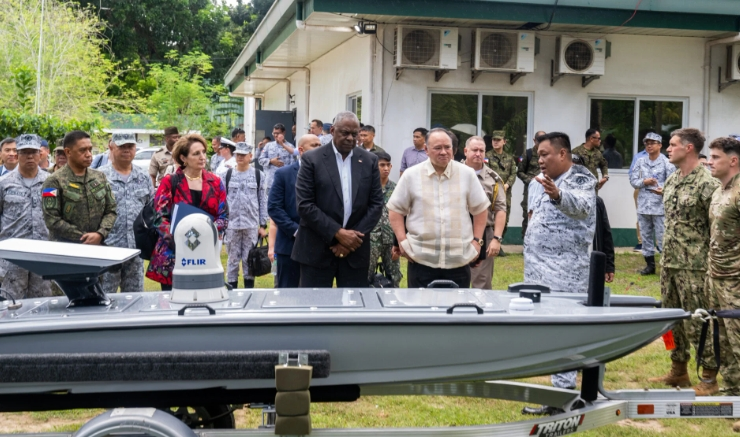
[727,43,740,81]
[394,26,458,70]
[473,30,534,72]
[556,37,606,76]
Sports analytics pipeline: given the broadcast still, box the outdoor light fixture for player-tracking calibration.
[354,22,377,35]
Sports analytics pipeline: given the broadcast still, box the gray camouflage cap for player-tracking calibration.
[234,142,254,155]
[16,134,41,151]
[112,132,137,146]
[642,132,662,143]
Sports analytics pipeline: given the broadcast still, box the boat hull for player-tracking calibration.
[0,288,686,397]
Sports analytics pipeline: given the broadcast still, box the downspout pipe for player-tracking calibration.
[256,66,311,126]
[703,33,740,140]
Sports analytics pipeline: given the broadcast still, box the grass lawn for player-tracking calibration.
[2,252,737,434]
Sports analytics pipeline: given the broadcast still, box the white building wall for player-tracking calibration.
[307,36,371,125]
[708,43,740,139]
[263,81,289,110]
[370,25,734,242]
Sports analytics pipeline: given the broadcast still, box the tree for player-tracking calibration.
[146,50,226,134]
[77,0,266,84]
[0,0,141,120]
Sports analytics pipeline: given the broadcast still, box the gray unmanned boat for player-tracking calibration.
[0,221,686,412]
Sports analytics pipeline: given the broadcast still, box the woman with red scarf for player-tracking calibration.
[146,134,229,289]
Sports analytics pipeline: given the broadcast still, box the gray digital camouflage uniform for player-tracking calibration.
[524,164,596,388]
[629,154,676,256]
[225,166,267,283]
[257,141,295,193]
[99,164,154,293]
[0,170,52,298]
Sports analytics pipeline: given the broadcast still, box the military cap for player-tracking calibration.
[164,126,179,136]
[112,132,137,146]
[492,130,506,140]
[234,142,254,155]
[643,132,662,143]
[16,134,41,151]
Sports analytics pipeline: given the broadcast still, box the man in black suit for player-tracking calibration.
[268,134,321,287]
[292,111,384,287]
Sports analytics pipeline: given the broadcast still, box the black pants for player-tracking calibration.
[407,262,471,288]
[299,259,369,288]
[276,253,301,288]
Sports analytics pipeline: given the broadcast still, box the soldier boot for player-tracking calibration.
[648,360,691,387]
[243,278,255,289]
[692,368,719,396]
[228,281,239,290]
[640,255,656,275]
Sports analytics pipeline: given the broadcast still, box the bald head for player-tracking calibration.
[298,134,321,156]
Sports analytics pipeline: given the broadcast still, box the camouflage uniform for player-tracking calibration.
[99,164,154,294]
[41,165,117,243]
[148,148,173,186]
[258,141,295,193]
[523,164,596,389]
[629,154,676,256]
[0,170,52,298]
[517,145,539,238]
[361,143,386,155]
[225,166,267,283]
[707,173,740,393]
[469,166,507,289]
[368,180,401,287]
[661,166,720,369]
[486,149,517,237]
[571,144,608,193]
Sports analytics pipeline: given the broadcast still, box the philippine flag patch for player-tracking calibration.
[42,188,57,197]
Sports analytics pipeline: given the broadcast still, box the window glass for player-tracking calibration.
[589,99,634,169]
[347,94,362,122]
[481,95,529,157]
[430,94,478,151]
[638,101,683,154]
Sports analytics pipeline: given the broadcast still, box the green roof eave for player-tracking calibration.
[311,0,740,33]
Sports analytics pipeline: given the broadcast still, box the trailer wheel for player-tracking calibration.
[168,405,236,429]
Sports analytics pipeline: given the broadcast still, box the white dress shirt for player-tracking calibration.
[332,143,353,227]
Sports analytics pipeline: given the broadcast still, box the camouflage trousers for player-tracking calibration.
[0,262,51,299]
[101,257,144,294]
[637,214,664,257]
[368,240,402,287]
[662,267,717,369]
[708,276,740,393]
[226,228,259,282]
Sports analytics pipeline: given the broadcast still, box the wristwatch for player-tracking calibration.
[473,237,484,246]
[492,235,503,242]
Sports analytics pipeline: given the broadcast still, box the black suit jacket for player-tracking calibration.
[292,144,383,269]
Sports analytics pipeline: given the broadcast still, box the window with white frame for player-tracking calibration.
[347,93,362,122]
[429,91,532,158]
[588,97,687,170]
